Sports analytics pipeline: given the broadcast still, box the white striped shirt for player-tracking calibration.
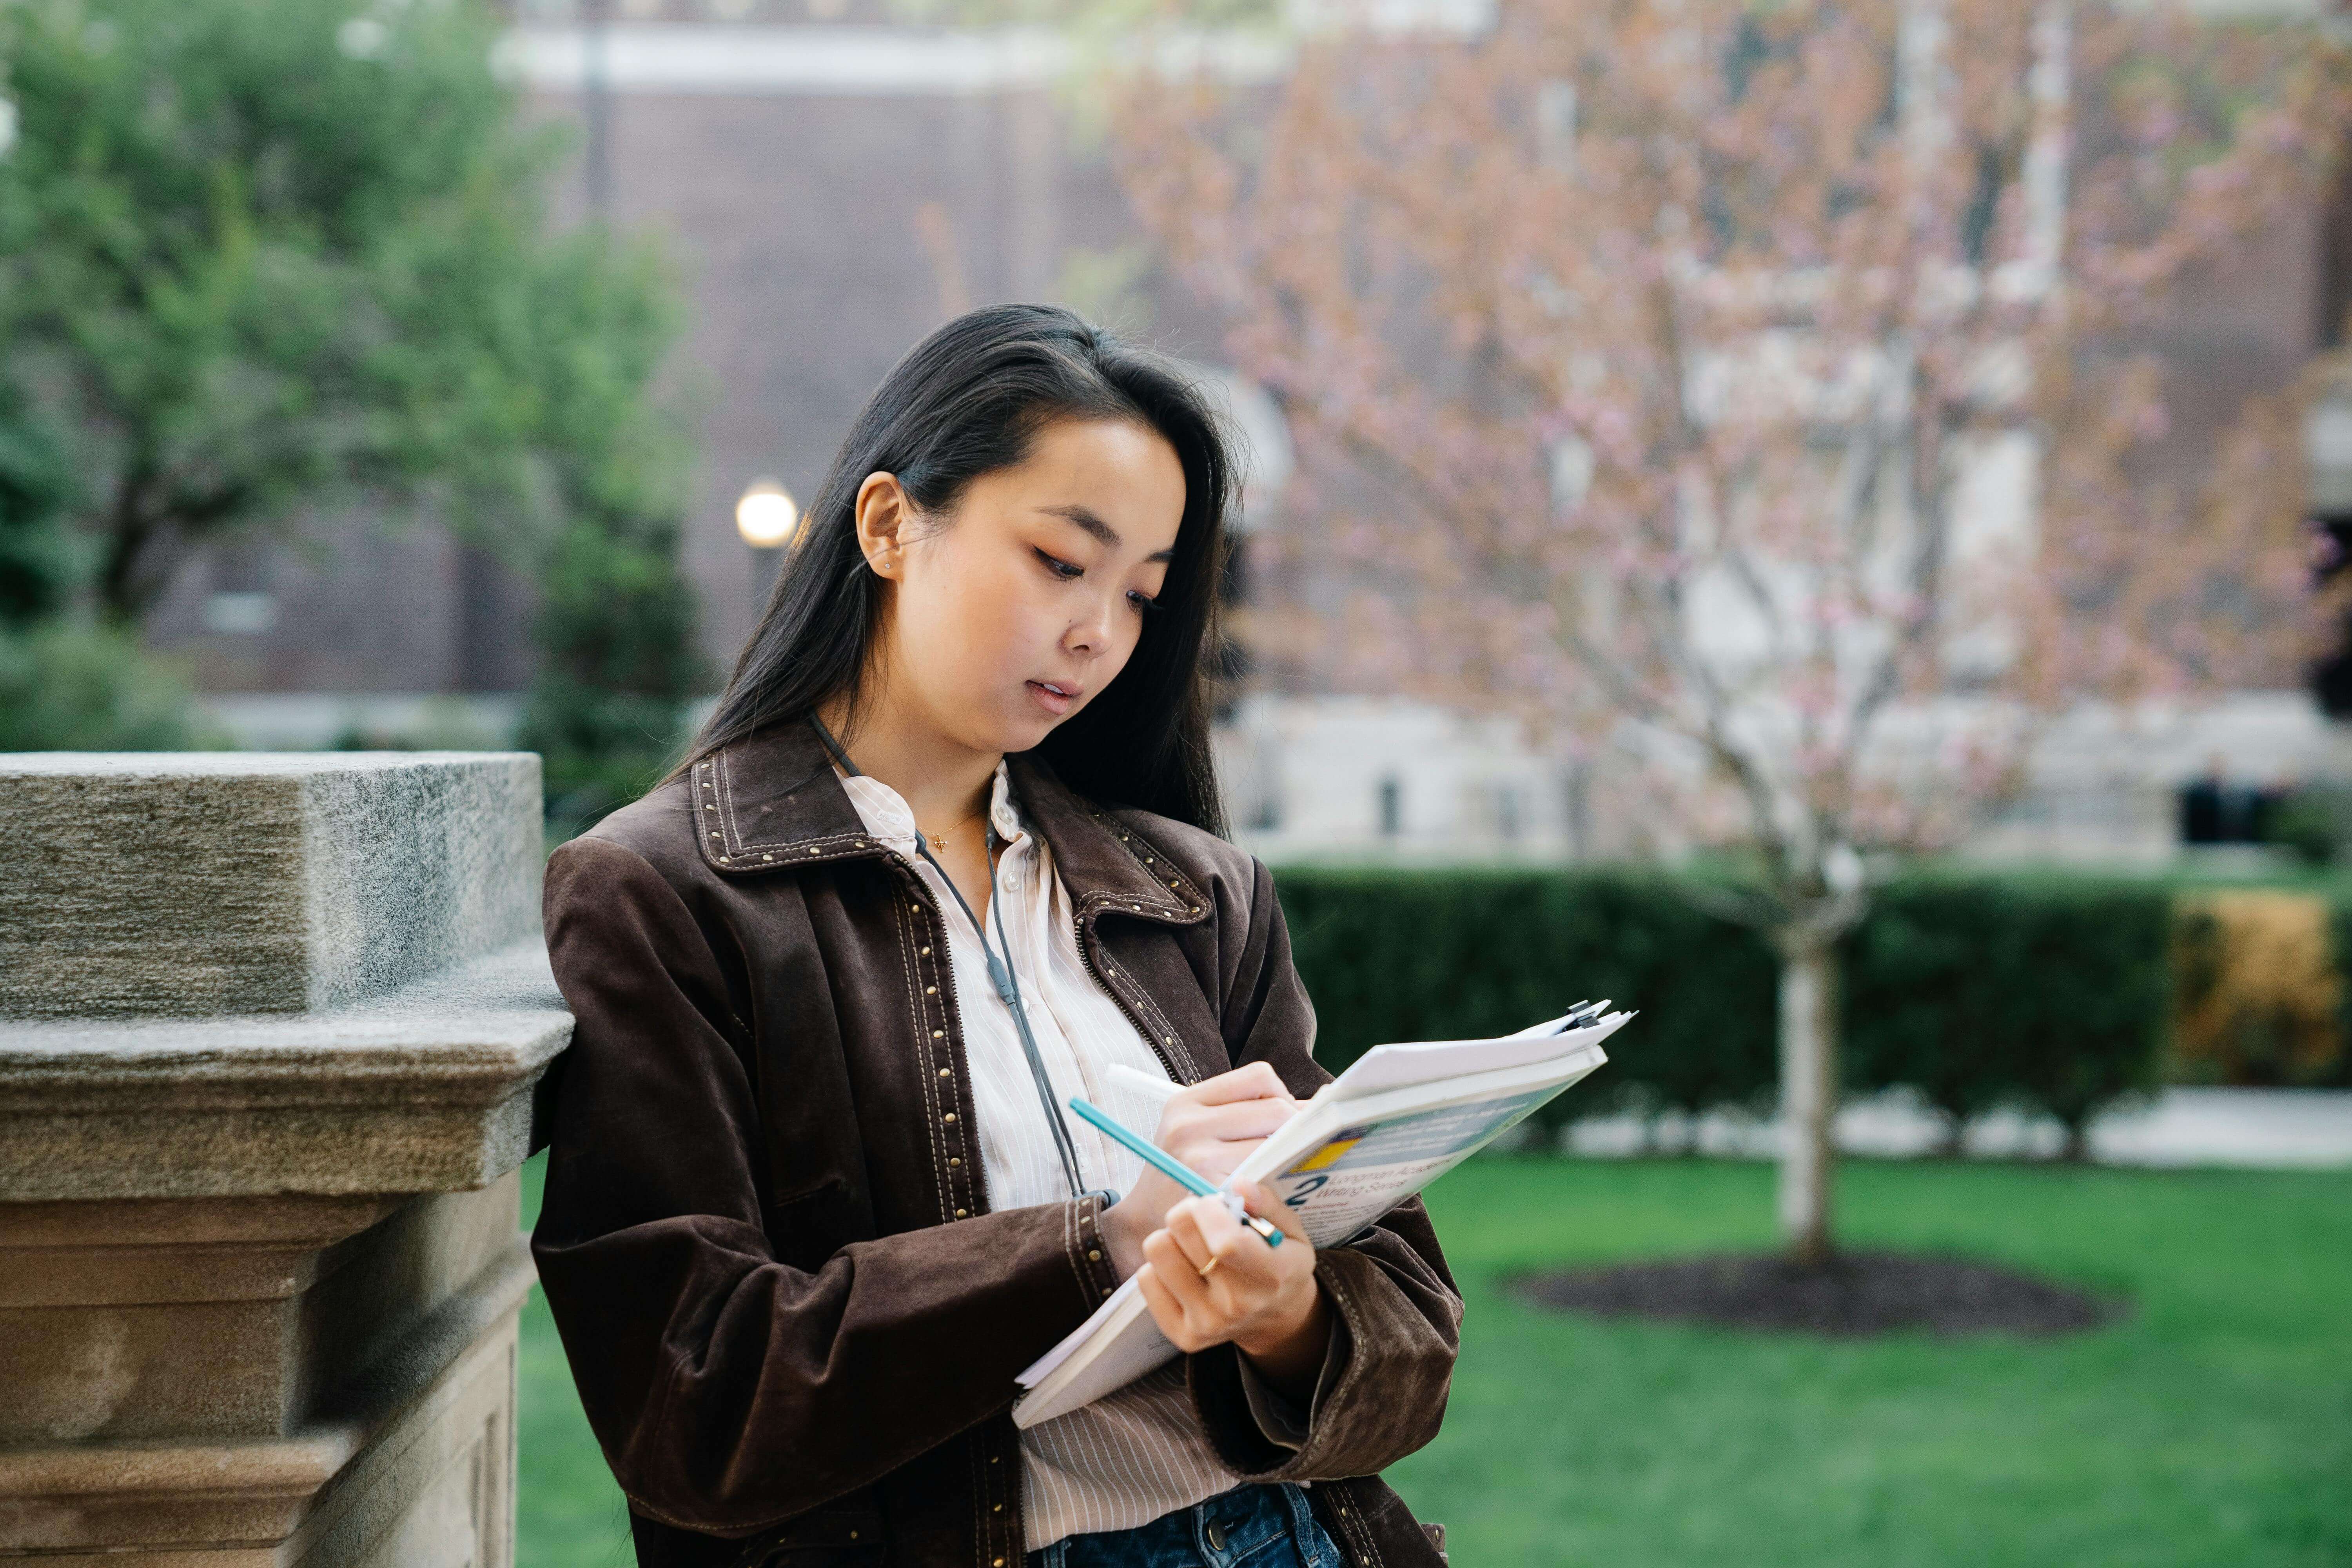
[838,762,1258,1552]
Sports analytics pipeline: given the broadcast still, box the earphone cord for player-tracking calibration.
[808,717,1098,1206]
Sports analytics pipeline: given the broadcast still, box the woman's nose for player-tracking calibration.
[1065,592,1119,654]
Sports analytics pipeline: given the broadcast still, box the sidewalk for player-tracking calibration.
[1559,1087,2352,1169]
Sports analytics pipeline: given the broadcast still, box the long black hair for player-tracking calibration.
[680,304,1235,835]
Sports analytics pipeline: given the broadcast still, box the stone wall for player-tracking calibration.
[0,753,572,1567]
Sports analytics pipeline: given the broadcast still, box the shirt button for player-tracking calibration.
[944,1112,957,1123]
[1088,1249,1102,1261]
[1207,1521,1226,1550]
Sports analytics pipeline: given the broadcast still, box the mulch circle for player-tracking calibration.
[1510,1250,2120,1338]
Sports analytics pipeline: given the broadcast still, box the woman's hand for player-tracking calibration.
[1135,1181,1331,1392]
[1098,1062,1298,1279]
[1093,1063,1332,1390]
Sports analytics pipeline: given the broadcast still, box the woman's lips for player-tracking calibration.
[1027,680,1078,717]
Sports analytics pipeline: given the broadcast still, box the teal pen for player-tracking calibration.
[1068,1098,1285,1249]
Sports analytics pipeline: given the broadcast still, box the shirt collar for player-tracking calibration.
[688,720,1207,926]
[837,760,1024,849]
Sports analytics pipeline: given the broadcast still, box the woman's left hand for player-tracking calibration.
[1133,1180,1331,1390]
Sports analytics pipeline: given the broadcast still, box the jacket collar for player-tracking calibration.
[690,720,1207,926]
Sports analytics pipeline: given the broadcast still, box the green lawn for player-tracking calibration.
[516,1154,2352,1567]
[515,1157,636,1568]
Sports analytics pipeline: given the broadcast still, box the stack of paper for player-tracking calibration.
[1011,1004,1630,1427]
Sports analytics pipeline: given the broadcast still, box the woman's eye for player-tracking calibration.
[1034,548,1084,580]
[1127,590,1160,614]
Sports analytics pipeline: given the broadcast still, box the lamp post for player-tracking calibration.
[583,0,612,222]
[736,477,797,607]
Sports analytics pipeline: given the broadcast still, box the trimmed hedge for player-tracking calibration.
[1845,880,2172,1154]
[1274,869,1779,1140]
[1273,867,2175,1151]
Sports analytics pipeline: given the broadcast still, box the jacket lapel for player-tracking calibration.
[1006,753,1210,929]
[694,720,1212,934]
[690,723,870,870]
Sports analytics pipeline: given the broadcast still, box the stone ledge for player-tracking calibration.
[0,752,542,1022]
[0,1426,361,1500]
[0,945,571,1203]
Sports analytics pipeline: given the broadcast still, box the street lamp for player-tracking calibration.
[735,477,798,550]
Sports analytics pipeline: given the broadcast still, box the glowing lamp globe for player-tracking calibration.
[735,478,798,549]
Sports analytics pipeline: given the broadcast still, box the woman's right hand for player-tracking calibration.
[1098,1062,1300,1281]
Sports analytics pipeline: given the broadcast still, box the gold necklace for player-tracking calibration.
[917,806,985,852]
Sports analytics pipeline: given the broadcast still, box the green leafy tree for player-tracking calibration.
[0,391,74,624]
[0,389,201,749]
[0,620,206,750]
[522,509,707,826]
[0,0,703,792]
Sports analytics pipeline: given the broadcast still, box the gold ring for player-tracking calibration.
[1196,1255,1221,1279]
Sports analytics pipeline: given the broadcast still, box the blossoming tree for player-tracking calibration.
[1118,0,2350,1260]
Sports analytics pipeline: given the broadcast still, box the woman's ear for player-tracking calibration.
[853,471,912,579]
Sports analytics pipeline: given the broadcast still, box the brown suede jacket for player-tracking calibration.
[531,721,1462,1568]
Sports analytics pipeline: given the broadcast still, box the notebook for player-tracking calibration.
[1012,1005,1629,1426]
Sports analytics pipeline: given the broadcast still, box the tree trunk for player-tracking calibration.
[1935,1111,1965,1159]
[97,501,167,626]
[2059,1117,2090,1162]
[1777,933,1839,1267]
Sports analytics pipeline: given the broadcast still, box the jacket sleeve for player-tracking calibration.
[1184,855,1465,1481]
[530,836,1121,1539]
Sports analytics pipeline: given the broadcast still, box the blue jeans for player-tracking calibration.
[1028,1483,1342,1568]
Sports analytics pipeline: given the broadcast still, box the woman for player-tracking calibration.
[534,304,1461,1568]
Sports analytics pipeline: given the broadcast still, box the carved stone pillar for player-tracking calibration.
[0,753,572,1566]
